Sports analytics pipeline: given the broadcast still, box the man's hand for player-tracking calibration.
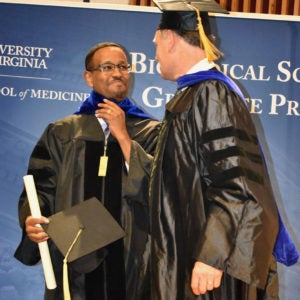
[95,99,132,164]
[25,216,49,243]
[95,99,129,141]
[191,261,223,295]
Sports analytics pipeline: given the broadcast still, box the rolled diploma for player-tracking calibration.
[23,175,57,290]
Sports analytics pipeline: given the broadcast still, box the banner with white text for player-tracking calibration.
[0,1,299,299]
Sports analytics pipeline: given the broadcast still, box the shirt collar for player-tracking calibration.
[186,58,216,74]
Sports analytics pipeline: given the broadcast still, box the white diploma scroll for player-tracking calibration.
[23,175,57,290]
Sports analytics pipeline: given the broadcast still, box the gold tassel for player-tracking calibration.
[63,227,83,300]
[193,7,223,62]
[63,258,71,300]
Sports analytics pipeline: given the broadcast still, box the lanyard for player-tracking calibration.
[98,120,110,177]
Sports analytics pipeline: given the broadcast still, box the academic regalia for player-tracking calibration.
[146,1,298,298]
[14,91,160,300]
[149,70,282,299]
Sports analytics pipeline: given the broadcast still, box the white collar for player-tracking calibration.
[186,58,216,74]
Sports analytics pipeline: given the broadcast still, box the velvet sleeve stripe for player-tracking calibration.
[208,146,263,165]
[28,168,55,183]
[31,144,51,160]
[201,126,258,145]
[210,166,264,186]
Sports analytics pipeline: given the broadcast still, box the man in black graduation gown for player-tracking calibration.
[144,1,299,299]
[14,42,160,300]
[122,1,297,299]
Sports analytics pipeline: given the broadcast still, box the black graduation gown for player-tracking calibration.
[14,114,160,300]
[149,80,279,300]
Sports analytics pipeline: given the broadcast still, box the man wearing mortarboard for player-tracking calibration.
[143,0,299,299]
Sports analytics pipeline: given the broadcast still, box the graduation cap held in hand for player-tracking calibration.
[42,197,125,300]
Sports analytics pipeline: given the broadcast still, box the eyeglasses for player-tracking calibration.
[87,63,131,73]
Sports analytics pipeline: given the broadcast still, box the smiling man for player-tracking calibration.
[14,42,160,300]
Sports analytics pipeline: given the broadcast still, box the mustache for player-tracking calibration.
[110,77,126,84]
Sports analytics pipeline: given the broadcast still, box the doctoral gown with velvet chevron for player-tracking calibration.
[149,79,279,300]
[14,114,160,300]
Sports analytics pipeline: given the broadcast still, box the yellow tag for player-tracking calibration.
[98,156,108,177]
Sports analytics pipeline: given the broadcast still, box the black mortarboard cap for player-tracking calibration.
[158,10,211,34]
[154,0,228,32]
[153,1,229,62]
[42,197,125,263]
[42,197,125,299]
[153,0,228,14]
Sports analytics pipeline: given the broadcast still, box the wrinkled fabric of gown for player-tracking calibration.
[14,112,160,300]
[149,79,280,300]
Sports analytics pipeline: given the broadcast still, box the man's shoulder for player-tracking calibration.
[126,117,160,131]
[126,117,161,143]
[44,114,98,140]
[126,116,160,126]
[53,113,93,125]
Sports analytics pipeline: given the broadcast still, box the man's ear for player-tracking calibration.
[83,70,93,88]
[167,30,177,52]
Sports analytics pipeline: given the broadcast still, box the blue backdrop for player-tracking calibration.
[0,1,299,299]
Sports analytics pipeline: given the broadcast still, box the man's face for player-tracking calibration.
[84,46,130,102]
